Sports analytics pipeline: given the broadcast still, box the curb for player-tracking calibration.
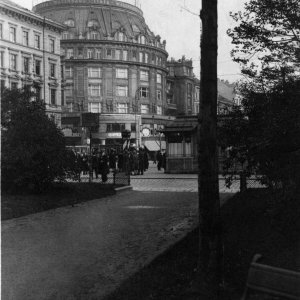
[114,186,133,193]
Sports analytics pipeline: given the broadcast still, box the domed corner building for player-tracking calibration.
[33,0,172,152]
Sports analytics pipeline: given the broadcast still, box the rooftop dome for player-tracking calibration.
[33,0,164,47]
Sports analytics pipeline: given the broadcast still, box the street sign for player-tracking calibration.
[82,113,99,127]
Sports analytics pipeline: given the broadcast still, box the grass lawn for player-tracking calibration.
[104,188,300,300]
[1,182,117,220]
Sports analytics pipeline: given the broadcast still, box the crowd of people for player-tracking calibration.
[71,146,151,182]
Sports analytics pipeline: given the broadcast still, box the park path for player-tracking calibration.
[2,189,232,300]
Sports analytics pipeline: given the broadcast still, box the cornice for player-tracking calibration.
[0,5,66,33]
[62,58,168,73]
[61,40,168,56]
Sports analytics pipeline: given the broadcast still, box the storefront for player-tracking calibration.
[162,116,198,173]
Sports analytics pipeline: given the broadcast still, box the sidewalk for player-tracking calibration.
[2,190,232,300]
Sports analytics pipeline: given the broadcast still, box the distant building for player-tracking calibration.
[0,0,65,125]
[166,57,236,117]
[33,0,173,149]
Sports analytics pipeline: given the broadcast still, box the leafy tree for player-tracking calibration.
[1,87,77,192]
[227,0,300,87]
[222,0,300,194]
[219,78,300,193]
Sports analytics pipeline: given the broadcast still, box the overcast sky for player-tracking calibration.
[13,0,247,82]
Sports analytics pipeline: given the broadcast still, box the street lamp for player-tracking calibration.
[135,88,140,147]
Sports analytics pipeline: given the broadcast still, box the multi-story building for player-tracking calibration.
[0,0,65,125]
[33,0,173,149]
[166,57,235,117]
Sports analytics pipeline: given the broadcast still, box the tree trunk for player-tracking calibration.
[197,0,222,298]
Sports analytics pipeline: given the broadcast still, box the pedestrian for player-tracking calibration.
[156,151,162,171]
[162,151,166,171]
[99,152,109,182]
[138,148,145,175]
[143,148,149,171]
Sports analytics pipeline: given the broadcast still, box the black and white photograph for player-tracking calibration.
[1,0,299,299]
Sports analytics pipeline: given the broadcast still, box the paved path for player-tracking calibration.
[2,190,232,300]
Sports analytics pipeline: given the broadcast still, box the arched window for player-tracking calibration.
[132,24,140,33]
[138,35,146,44]
[64,19,75,28]
[114,31,127,42]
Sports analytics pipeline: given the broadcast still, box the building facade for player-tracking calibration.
[0,0,65,125]
[33,0,172,148]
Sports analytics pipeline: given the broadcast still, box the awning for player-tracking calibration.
[144,140,166,151]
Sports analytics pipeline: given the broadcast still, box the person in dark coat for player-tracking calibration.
[156,151,162,171]
[92,152,99,179]
[99,153,109,182]
[162,151,166,171]
[143,148,149,171]
[138,148,145,175]
[117,152,123,172]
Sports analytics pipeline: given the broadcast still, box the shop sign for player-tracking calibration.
[108,132,122,138]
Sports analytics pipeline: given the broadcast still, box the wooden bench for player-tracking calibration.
[241,254,300,300]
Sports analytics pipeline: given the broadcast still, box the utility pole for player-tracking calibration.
[197,0,222,298]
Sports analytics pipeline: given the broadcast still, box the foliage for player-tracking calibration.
[1,87,77,192]
[227,0,300,86]
[219,79,300,192]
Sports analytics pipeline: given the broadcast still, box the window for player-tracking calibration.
[66,102,73,112]
[9,53,17,70]
[139,87,149,98]
[116,103,128,113]
[141,104,149,114]
[157,105,162,115]
[145,53,149,63]
[88,84,101,96]
[116,85,128,97]
[66,48,74,59]
[132,50,137,61]
[49,63,56,77]
[107,123,125,132]
[95,49,101,59]
[139,52,143,62]
[88,67,101,78]
[116,68,128,79]
[23,57,30,73]
[123,50,128,61]
[115,31,127,42]
[106,49,112,58]
[157,73,162,84]
[88,31,98,40]
[87,49,93,59]
[10,27,16,42]
[35,85,41,100]
[115,49,121,60]
[49,39,55,53]
[157,90,162,101]
[106,103,113,112]
[139,35,146,44]
[35,60,41,75]
[65,85,73,97]
[131,123,136,132]
[65,66,73,78]
[34,34,41,49]
[152,53,155,64]
[0,51,4,68]
[62,32,69,39]
[88,102,101,113]
[0,23,2,39]
[140,70,149,81]
[50,89,56,105]
[23,31,29,46]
